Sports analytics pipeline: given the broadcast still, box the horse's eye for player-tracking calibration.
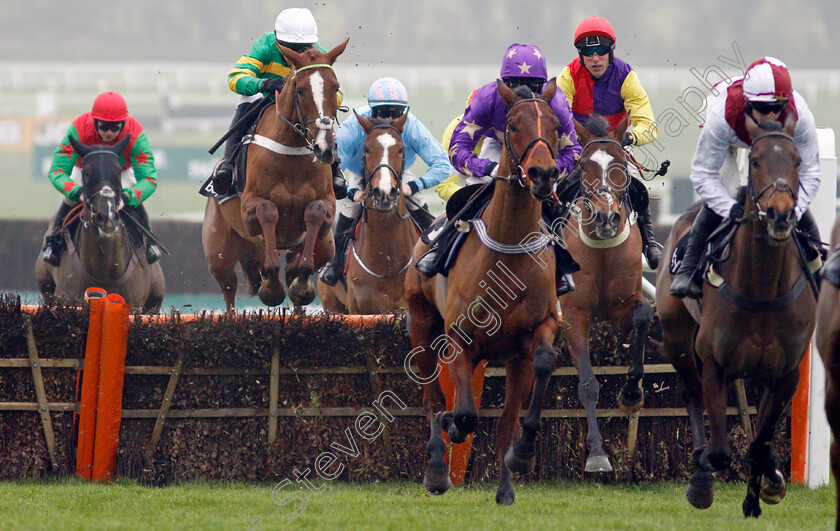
[750,158,758,168]
[398,148,404,155]
[509,125,517,133]
[364,147,370,155]
[795,157,801,167]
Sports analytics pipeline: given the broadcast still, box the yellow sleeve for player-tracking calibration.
[437,115,465,201]
[620,71,658,146]
[556,66,576,109]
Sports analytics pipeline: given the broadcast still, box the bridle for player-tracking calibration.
[79,150,122,227]
[744,130,799,224]
[575,138,631,212]
[274,63,347,151]
[500,98,558,188]
[361,123,407,214]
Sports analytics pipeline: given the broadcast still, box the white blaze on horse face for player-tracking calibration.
[589,149,614,188]
[308,71,331,152]
[375,133,398,195]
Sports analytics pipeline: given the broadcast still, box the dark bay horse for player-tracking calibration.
[656,114,815,517]
[317,111,417,314]
[35,135,165,313]
[556,116,653,474]
[202,39,349,312]
[405,80,562,505]
[816,213,840,529]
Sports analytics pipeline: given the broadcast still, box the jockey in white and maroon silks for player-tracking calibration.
[557,16,663,269]
[671,56,823,299]
[415,43,583,297]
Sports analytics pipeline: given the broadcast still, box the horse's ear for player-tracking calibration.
[497,79,517,107]
[745,112,761,143]
[68,135,91,157]
[393,111,408,133]
[782,110,797,137]
[276,42,302,68]
[574,119,591,146]
[611,114,630,143]
[325,38,350,65]
[540,78,558,105]
[111,134,131,155]
[355,110,373,133]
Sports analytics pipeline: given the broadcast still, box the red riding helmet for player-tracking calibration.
[91,91,129,122]
[573,16,617,46]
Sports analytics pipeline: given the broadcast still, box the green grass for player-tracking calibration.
[0,478,833,530]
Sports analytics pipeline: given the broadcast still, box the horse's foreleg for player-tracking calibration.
[505,317,557,481]
[567,312,611,473]
[743,368,799,518]
[288,200,328,307]
[246,198,284,307]
[441,337,478,444]
[619,300,653,413]
[701,357,732,472]
[495,355,535,506]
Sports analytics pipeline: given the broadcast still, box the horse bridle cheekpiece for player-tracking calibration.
[362,123,406,212]
[502,98,558,188]
[81,150,121,213]
[578,138,630,208]
[275,63,347,151]
[746,131,798,222]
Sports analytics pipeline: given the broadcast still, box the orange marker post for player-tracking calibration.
[76,288,107,480]
[438,360,487,485]
[790,345,811,484]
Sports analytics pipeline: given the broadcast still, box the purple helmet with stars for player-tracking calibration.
[499,43,548,80]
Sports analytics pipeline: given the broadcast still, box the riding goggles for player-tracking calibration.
[95,119,125,133]
[580,44,612,57]
[749,99,788,115]
[371,104,407,120]
[503,77,545,95]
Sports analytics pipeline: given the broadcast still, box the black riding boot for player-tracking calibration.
[41,201,75,266]
[670,205,723,299]
[319,213,357,286]
[212,102,250,196]
[543,201,578,296]
[332,159,347,200]
[129,204,163,264]
[638,207,661,270]
[408,203,436,232]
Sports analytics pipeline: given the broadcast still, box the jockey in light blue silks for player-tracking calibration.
[414,43,582,296]
[319,77,452,287]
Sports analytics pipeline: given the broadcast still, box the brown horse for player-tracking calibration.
[405,80,562,505]
[318,112,417,314]
[555,115,653,474]
[656,114,815,517]
[35,135,165,313]
[816,213,840,529]
[202,39,349,312]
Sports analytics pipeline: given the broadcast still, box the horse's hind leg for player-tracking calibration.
[288,200,329,307]
[618,300,653,413]
[743,368,799,518]
[566,311,611,473]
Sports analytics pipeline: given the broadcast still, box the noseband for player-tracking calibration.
[362,124,407,213]
[501,98,558,188]
[275,63,347,151]
[746,131,798,223]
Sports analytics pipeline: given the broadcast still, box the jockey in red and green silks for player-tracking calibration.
[41,91,162,266]
[210,7,346,200]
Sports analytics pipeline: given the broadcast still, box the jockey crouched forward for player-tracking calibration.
[319,77,450,287]
[210,7,346,200]
[415,43,583,296]
[42,91,162,266]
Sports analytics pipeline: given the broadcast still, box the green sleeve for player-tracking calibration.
[47,124,82,201]
[123,130,157,207]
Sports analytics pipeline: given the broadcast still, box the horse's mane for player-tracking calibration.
[757,119,783,132]
[584,116,611,138]
[368,116,397,128]
[512,86,534,99]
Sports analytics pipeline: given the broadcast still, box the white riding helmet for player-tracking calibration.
[274,8,318,44]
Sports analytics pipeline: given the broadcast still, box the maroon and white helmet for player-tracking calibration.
[743,57,793,103]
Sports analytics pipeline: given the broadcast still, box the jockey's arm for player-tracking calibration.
[336,115,366,201]
[48,127,82,202]
[122,131,157,207]
[792,95,821,219]
[556,66,576,109]
[403,116,452,195]
[550,94,582,178]
[620,71,658,146]
[449,94,496,178]
[689,111,738,218]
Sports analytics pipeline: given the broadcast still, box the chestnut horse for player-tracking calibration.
[202,39,348,312]
[35,135,165,313]
[656,115,816,518]
[816,213,840,529]
[317,112,417,314]
[556,115,653,474]
[405,80,562,505]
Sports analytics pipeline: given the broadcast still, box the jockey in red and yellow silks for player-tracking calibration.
[556,16,662,269]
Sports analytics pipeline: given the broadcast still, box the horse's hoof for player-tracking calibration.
[504,445,535,475]
[290,278,316,306]
[495,488,515,506]
[743,495,762,518]
[686,471,715,509]
[618,381,644,414]
[759,470,786,504]
[423,464,451,495]
[258,284,286,307]
[584,454,613,473]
